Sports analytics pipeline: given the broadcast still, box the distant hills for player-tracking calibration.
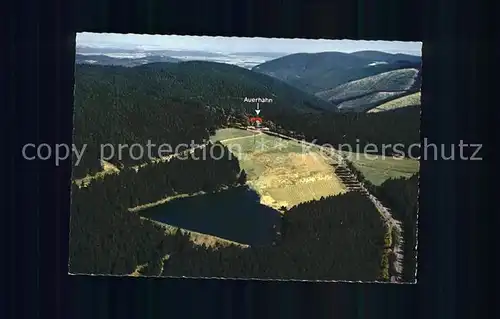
[223,52,288,58]
[75,54,180,67]
[350,50,421,64]
[252,51,421,95]
[75,47,285,69]
[76,46,227,57]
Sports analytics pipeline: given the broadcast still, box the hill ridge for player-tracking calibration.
[252,51,421,95]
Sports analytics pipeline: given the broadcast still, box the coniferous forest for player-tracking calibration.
[375,175,419,282]
[70,54,420,281]
[69,143,243,274]
[267,106,421,158]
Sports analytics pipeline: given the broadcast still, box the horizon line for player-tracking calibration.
[75,46,422,57]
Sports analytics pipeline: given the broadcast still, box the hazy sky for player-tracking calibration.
[77,32,422,56]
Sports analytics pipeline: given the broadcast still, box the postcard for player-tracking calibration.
[69,33,421,282]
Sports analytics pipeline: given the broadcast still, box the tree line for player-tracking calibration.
[267,106,421,158]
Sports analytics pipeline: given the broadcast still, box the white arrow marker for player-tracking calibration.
[255,102,261,115]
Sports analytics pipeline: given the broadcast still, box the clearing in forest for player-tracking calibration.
[343,151,420,186]
[212,128,347,210]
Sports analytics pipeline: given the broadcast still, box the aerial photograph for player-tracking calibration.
[69,32,421,283]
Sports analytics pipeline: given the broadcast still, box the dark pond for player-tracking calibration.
[139,186,281,246]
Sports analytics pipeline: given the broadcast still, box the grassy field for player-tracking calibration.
[368,91,421,113]
[343,152,419,185]
[209,127,258,142]
[213,128,347,209]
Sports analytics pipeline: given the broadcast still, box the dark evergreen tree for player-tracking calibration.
[237,169,247,185]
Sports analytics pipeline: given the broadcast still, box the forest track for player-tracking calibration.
[261,130,405,282]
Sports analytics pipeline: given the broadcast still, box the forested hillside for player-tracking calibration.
[73,64,224,178]
[315,68,419,111]
[135,61,334,112]
[316,68,418,101]
[73,62,335,178]
[69,142,243,274]
[161,192,387,281]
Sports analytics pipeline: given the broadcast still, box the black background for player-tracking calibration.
[3,0,494,318]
